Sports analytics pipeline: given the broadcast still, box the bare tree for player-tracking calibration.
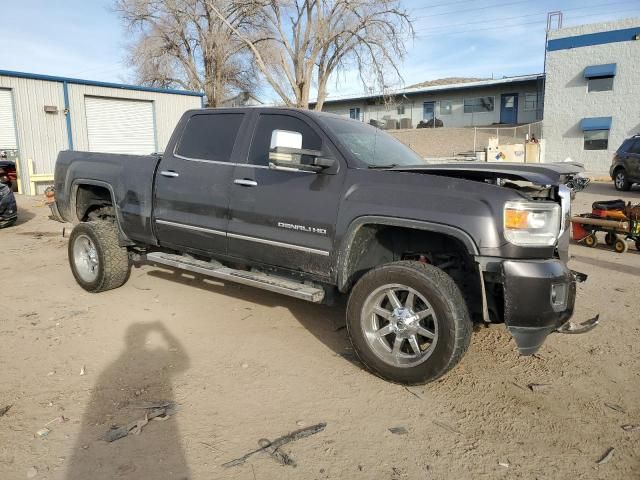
[115,0,259,107]
[208,0,413,110]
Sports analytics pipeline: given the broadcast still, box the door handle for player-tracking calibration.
[234,179,258,187]
[160,170,179,178]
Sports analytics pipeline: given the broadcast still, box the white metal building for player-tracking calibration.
[543,18,640,173]
[0,70,203,194]
[310,74,544,129]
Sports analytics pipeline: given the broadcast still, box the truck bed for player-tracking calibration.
[54,150,162,244]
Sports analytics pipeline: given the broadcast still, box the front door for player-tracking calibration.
[154,111,249,254]
[227,112,344,278]
[500,93,518,124]
[423,101,435,123]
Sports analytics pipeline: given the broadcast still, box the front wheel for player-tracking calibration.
[346,261,472,384]
[68,221,131,292]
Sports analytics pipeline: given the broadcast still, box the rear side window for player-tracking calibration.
[175,113,244,162]
[248,114,322,166]
[628,139,640,154]
[618,139,636,154]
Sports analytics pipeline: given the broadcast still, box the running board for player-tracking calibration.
[145,252,325,303]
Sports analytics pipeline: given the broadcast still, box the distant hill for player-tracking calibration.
[407,77,490,89]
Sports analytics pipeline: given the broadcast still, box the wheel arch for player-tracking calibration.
[71,179,132,244]
[336,216,479,293]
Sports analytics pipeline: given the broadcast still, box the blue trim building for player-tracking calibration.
[0,69,203,193]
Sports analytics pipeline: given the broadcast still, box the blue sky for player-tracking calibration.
[2,0,639,101]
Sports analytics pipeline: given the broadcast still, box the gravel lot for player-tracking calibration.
[1,182,639,480]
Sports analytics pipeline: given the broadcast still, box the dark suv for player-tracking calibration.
[610,134,640,191]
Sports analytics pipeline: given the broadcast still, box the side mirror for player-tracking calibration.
[268,129,335,172]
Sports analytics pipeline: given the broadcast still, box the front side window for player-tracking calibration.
[322,116,424,167]
[524,93,537,111]
[584,130,609,150]
[175,113,245,161]
[248,114,322,166]
[464,96,494,113]
[588,76,614,92]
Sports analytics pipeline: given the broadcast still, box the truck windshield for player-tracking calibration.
[321,116,425,167]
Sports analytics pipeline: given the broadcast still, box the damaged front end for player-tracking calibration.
[417,163,600,356]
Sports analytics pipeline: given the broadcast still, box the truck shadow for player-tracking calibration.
[144,268,357,365]
[65,321,191,480]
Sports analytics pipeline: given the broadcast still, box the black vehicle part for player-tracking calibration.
[68,221,131,292]
[502,259,577,355]
[346,261,472,385]
[0,183,17,228]
[593,199,625,210]
[613,168,631,191]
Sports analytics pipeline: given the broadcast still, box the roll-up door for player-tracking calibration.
[85,96,156,154]
[0,89,18,150]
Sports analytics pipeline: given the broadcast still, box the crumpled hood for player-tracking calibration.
[387,162,584,186]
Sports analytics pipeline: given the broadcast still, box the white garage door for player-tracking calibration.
[85,96,156,154]
[0,89,18,150]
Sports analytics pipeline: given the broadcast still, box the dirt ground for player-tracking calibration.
[1,182,639,480]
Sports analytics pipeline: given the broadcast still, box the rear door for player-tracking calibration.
[154,111,249,254]
[626,139,640,180]
[227,112,344,278]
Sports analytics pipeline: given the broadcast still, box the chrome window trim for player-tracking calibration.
[155,219,330,256]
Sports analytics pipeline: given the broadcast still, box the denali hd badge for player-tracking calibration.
[277,222,327,235]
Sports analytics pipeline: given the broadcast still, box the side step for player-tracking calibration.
[145,252,325,303]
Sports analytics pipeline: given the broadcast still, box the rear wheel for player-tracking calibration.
[584,234,598,248]
[614,237,628,254]
[68,221,131,292]
[614,169,631,191]
[636,239,640,251]
[346,261,472,385]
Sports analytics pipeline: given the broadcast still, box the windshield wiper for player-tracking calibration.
[368,163,398,169]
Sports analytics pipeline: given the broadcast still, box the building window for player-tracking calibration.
[440,100,452,115]
[397,105,406,115]
[524,93,537,111]
[588,76,614,92]
[349,107,361,120]
[584,130,609,150]
[584,63,616,93]
[464,96,494,113]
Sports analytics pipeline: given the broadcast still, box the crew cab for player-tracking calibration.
[51,107,597,384]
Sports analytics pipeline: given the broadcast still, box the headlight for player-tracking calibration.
[504,201,561,246]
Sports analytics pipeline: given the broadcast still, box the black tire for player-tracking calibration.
[636,239,640,251]
[584,234,598,248]
[614,169,631,191]
[346,261,472,385]
[614,237,628,254]
[68,221,131,292]
[605,232,616,245]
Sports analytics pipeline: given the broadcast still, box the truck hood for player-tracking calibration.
[388,162,584,186]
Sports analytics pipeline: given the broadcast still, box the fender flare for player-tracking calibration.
[336,215,479,291]
[70,179,132,244]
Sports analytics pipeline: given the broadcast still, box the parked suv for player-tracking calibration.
[610,134,640,191]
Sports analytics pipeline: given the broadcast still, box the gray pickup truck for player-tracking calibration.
[51,107,597,384]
